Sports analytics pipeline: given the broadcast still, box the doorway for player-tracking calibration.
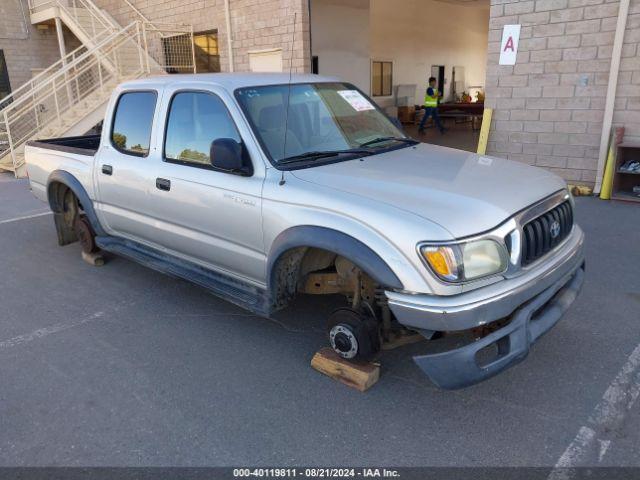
[430,65,445,97]
[309,0,490,153]
[0,50,12,107]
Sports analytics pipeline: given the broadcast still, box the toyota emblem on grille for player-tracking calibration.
[549,220,561,239]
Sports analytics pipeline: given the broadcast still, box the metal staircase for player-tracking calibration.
[29,0,117,49]
[0,0,194,177]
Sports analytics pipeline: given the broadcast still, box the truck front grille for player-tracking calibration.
[521,201,573,266]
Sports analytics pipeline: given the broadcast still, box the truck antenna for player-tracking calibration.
[279,11,297,186]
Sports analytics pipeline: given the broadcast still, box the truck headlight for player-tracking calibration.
[420,240,508,283]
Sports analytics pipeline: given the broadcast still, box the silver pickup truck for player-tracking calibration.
[25,73,585,389]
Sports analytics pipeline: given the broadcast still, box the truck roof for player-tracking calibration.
[118,73,341,91]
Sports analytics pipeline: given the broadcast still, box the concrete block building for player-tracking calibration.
[484,0,640,189]
[0,0,638,191]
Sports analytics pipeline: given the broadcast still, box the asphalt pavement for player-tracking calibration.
[1,172,639,467]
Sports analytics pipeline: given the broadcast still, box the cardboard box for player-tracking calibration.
[397,106,416,124]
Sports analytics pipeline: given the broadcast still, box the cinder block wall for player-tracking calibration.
[485,0,640,186]
[94,0,311,73]
[0,0,64,93]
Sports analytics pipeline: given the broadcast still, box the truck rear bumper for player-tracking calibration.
[412,264,584,389]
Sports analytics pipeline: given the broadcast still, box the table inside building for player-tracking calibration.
[437,102,485,130]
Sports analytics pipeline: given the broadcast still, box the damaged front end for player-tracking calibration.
[386,224,586,390]
[411,266,584,389]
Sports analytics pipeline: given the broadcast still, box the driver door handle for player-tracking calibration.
[156,178,171,191]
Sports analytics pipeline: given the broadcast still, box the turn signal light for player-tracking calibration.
[421,246,460,282]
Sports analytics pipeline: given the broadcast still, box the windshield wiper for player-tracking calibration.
[359,136,418,148]
[278,149,373,165]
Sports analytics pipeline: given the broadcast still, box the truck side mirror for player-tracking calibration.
[210,138,249,175]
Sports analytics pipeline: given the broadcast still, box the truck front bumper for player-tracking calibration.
[385,226,585,389]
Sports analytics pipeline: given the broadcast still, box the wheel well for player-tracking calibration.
[47,170,106,237]
[49,180,87,208]
[269,246,379,312]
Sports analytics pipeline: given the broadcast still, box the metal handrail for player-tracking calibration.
[64,0,118,33]
[0,22,142,169]
[4,0,195,175]
[0,12,195,175]
[3,22,138,116]
[0,44,87,110]
[121,0,191,35]
[28,0,117,34]
[122,0,158,31]
[1,19,194,119]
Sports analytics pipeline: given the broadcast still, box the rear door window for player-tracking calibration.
[111,91,157,156]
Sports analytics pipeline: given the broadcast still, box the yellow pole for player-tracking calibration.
[600,127,625,199]
[477,108,493,155]
[599,136,616,200]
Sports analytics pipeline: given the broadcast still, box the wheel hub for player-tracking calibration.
[329,324,359,359]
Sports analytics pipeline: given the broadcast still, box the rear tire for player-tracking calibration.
[74,215,98,254]
[327,308,380,362]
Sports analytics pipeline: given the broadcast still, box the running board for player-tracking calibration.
[95,236,271,316]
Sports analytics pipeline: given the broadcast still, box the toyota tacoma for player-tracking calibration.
[24,73,585,389]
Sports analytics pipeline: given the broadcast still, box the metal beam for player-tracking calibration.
[54,17,67,60]
[224,0,234,72]
[594,0,630,194]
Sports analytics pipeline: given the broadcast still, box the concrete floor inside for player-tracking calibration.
[404,117,481,153]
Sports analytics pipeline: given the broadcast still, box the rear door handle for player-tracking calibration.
[156,178,171,191]
[101,164,113,175]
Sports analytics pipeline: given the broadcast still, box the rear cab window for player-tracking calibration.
[110,91,157,157]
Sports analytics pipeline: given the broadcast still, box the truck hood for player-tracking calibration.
[290,143,567,239]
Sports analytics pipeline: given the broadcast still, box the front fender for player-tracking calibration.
[267,225,404,291]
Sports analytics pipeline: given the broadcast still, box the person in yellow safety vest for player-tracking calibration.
[418,76,445,134]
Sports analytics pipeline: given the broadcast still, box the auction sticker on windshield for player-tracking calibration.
[337,90,375,112]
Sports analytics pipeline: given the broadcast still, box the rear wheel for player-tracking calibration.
[327,308,381,362]
[74,215,98,254]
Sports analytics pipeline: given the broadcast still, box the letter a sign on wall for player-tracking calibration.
[499,24,521,65]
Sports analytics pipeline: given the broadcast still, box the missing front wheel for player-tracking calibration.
[326,308,381,362]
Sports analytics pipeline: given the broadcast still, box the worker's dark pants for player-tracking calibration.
[419,107,444,133]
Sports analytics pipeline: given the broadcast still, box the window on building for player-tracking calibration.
[164,91,241,168]
[312,56,319,74]
[193,30,221,73]
[371,61,392,97]
[0,50,12,108]
[111,91,157,156]
[162,31,220,73]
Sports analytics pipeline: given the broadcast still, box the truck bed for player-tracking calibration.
[25,134,101,203]
[26,135,101,156]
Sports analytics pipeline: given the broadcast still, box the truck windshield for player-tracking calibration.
[235,82,412,166]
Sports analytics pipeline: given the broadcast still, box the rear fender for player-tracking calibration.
[47,170,106,245]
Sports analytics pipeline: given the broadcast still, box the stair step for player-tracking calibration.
[0,158,16,171]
